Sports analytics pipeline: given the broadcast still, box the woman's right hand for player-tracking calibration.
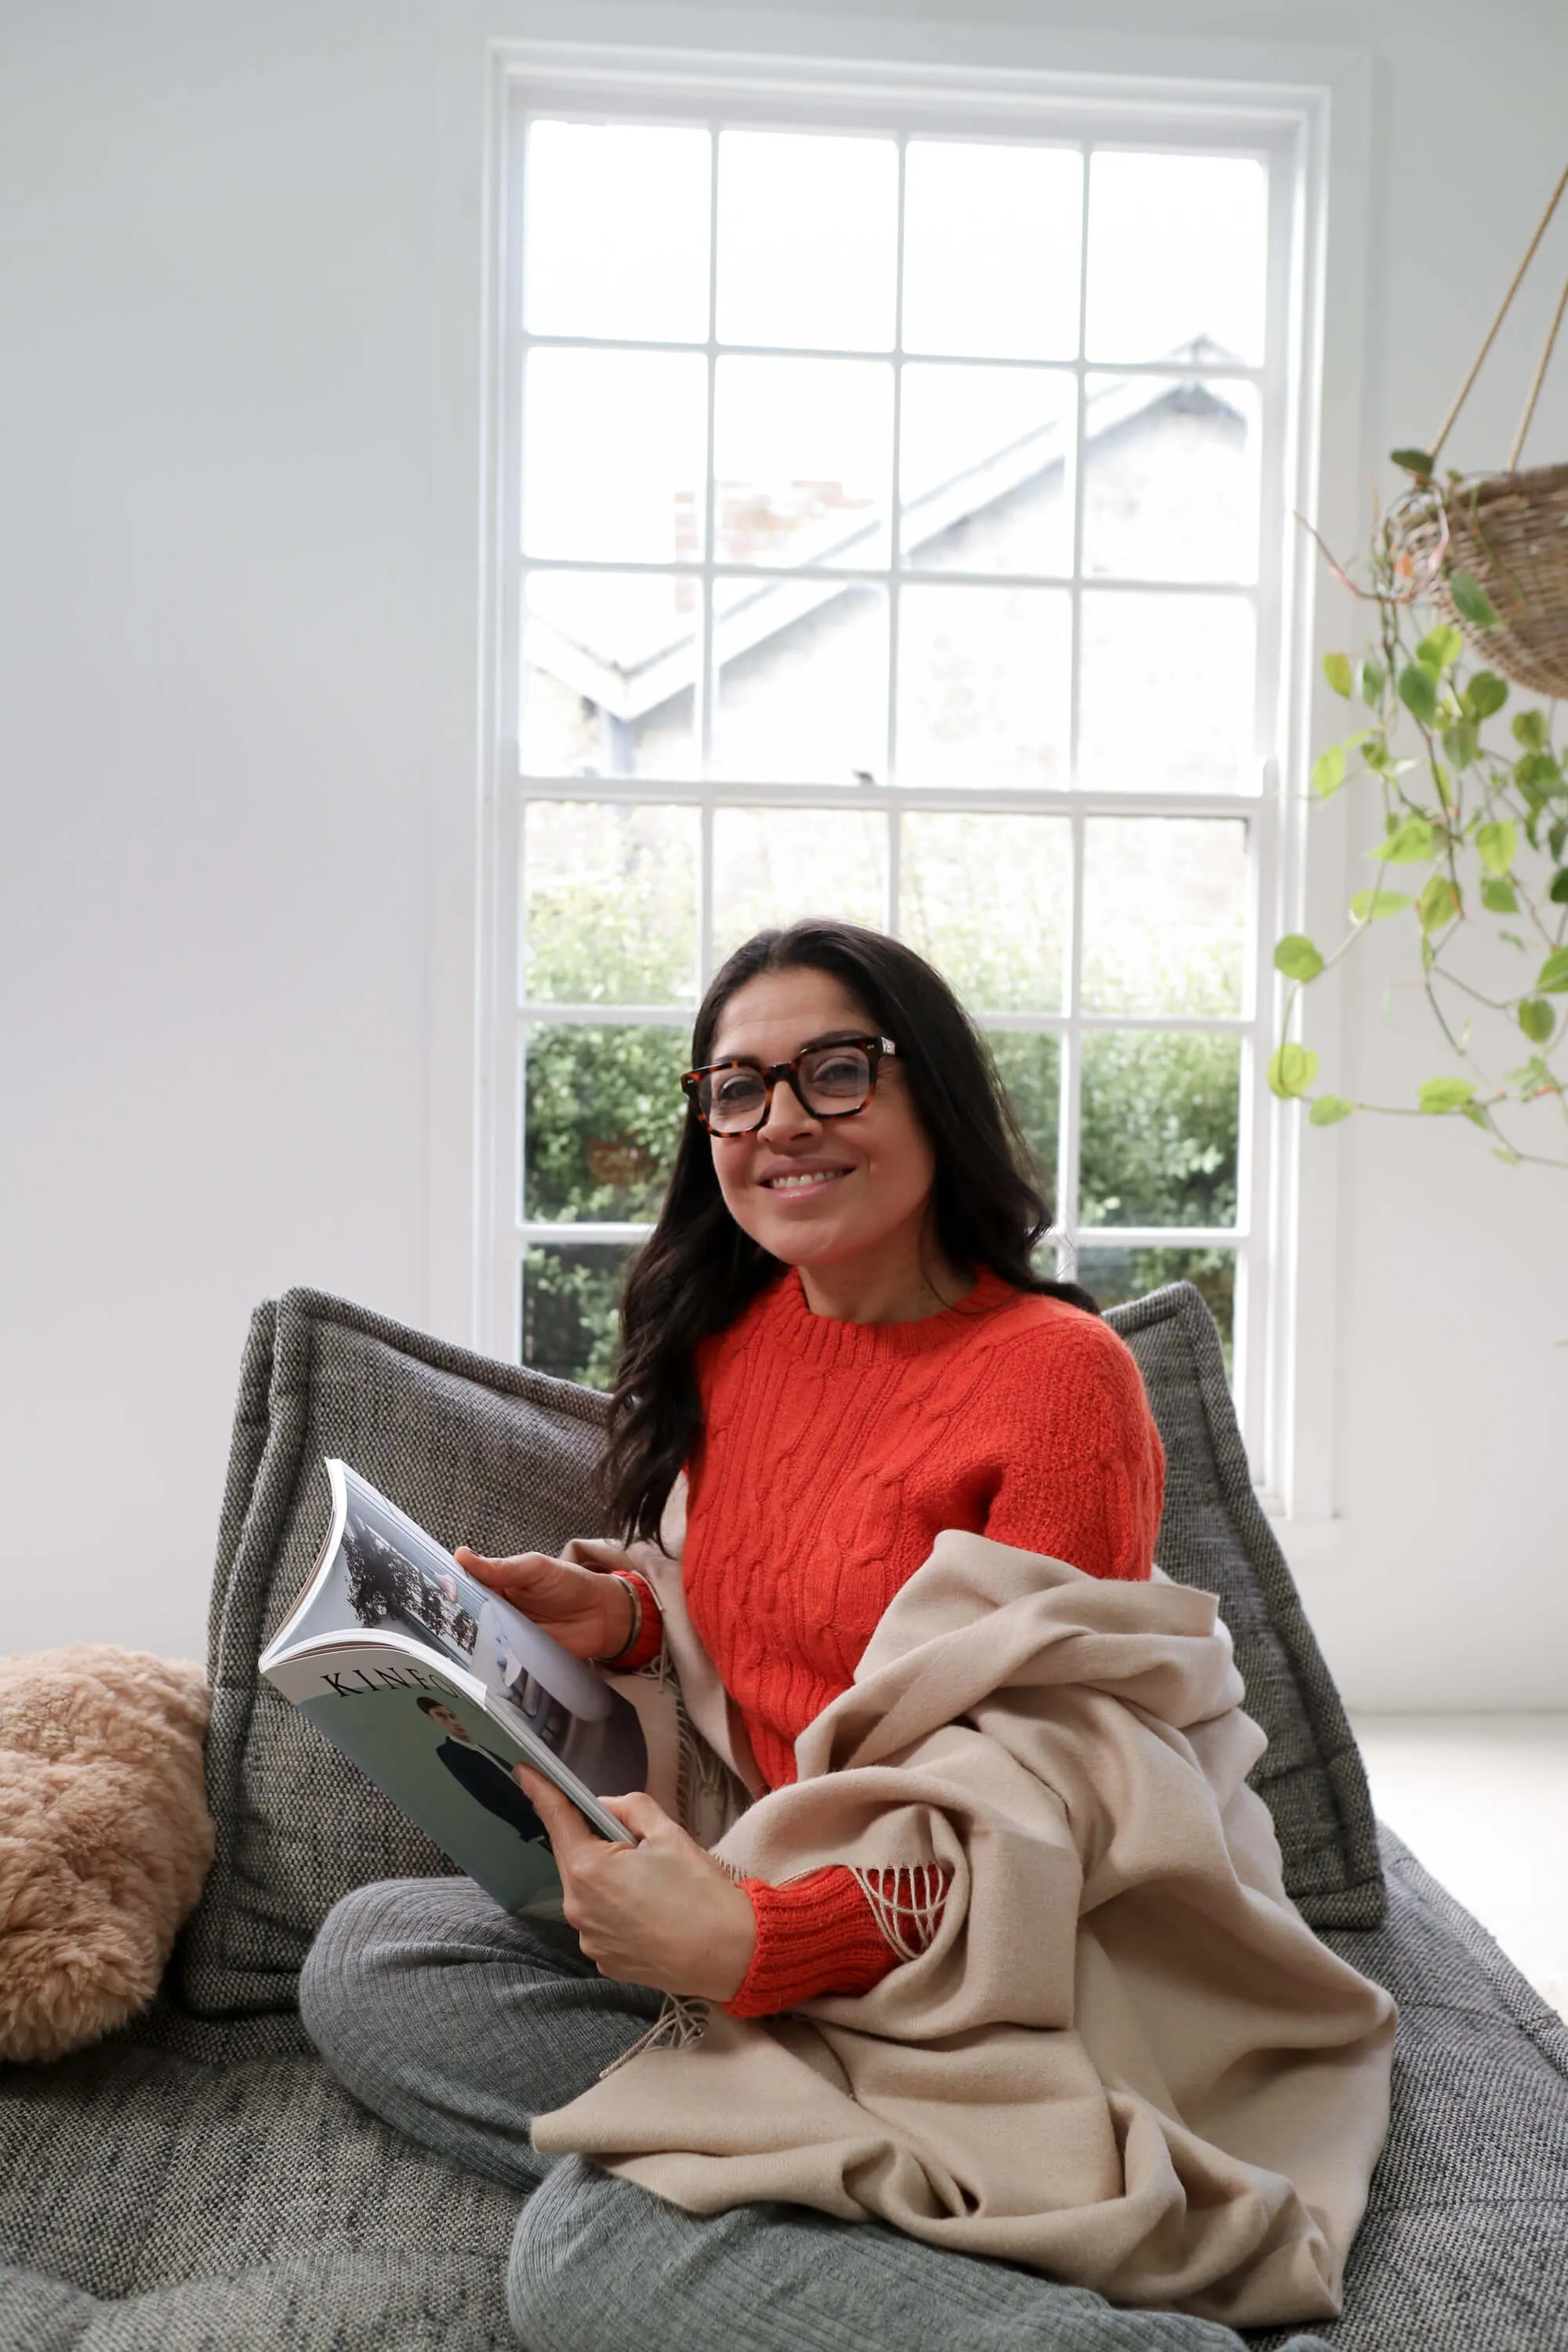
[454,1547,635,1664]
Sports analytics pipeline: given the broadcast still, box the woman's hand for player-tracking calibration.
[517,1767,757,2002]
[456,1547,633,1663]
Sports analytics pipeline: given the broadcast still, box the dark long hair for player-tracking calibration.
[602,920,1098,1541]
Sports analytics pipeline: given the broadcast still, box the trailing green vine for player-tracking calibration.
[1274,497,1568,1171]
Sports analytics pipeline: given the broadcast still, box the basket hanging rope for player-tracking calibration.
[1395,158,1568,697]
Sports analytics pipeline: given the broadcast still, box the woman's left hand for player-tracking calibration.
[516,1767,757,2002]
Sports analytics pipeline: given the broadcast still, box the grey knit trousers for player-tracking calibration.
[299,1877,1327,2352]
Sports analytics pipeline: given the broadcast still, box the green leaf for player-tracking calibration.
[1359,656,1387,707]
[1323,651,1353,698]
[1519,996,1556,1044]
[1417,874,1461,930]
[1391,447,1435,477]
[1537,946,1568,993]
[1398,662,1439,725]
[1549,818,1567,862]
[1312,743,1347,798]
[1350,887,1414,921]
[1480,875,1519,913]
[1549,867,1568,905]
[1443,720,1479,770]
[1268,1043,1320,1100]
[1515,750,1562,794]
[1447,568,1500,627]
[1367,816,1435,864]
[1494,1144,1523,1166]
[1475,818,1518,875]
[1417,624,1465,673]
[1308,1094,1355,1127]
[1465,670,1508,720]
[1418,1076,1475,1114]
[1274,934,1325,982]
[1513,709,1550,751]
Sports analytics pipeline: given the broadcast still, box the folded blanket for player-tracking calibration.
[536,1534,1395,2329]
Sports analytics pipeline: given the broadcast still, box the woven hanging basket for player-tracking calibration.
[1388,160,1568,695]
[1399,464,1568,696]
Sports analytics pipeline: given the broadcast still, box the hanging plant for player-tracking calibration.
[1274,162,1568,1173]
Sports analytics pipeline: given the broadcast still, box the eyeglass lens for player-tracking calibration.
[702,1042,874,1133]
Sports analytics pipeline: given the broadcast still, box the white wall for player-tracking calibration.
[3,0,1566,1700]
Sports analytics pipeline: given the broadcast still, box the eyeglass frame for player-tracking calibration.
[681,1034,898,1136]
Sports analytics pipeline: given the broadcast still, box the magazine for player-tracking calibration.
[260,1460,647,1915]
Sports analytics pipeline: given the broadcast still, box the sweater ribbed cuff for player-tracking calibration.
[597,1569,663,1672]
[723,1867,899,2019]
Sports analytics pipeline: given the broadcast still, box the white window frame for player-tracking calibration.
[447,25,1368,1537]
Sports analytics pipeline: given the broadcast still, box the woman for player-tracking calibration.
[300,920,1179,2351]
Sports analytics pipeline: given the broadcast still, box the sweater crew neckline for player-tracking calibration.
[763,1263,1022,1366]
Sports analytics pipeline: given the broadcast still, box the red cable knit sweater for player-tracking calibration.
[615,1265,1164,2016]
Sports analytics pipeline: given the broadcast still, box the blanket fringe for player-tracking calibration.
[850,1863,949,1962]
[599,1992,711,2079]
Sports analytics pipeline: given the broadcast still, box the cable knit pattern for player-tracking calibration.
[684,1266,1163,1795]
[636,1269,1164,2015]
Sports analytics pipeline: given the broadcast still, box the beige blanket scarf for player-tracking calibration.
[536,1531,1396,2328]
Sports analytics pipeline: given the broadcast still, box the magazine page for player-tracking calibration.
[264,1459,648,1806]
[264,1641,570,1914]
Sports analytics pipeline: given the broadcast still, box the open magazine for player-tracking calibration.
[260,1460,648,1915]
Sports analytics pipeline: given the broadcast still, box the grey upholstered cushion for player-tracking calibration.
[0,2007,518,2350]
[1253,1827,1568,2351]
[1105,1284,1382,1929]
[175,1289,611,2020]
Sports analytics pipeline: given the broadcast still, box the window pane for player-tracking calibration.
[524,122,711,343]
[901,814,1069,1011]
[714,357,892,569]
[711,807,887,965]
[1086,151,1268,367]
[523,349,706,563]
[523,803,698,1004]
[713,584,887,782]
[522,1241,638,1390]
[986,1032,1061,1204]
[900,365,1075,577]
[902,142,1082,361]
[1077,591,1254,791]
[1082,818,1247,1014]
[522,573,699,780]
[1082,376,1260,583]
[717,131,897,351]
[524,1025,688,1221]
[1079,1032,1240,1228]
[1076,1243,1235,1366]
[897,584,1069,788]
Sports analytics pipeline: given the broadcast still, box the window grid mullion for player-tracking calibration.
[511,95,1288,1387]
[698,119,720,964]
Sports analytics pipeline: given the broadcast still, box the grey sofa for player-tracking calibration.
[2,1283,1565,2352]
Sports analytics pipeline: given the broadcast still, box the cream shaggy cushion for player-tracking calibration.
[0,1646,212,2061]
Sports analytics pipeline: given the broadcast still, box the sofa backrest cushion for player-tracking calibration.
[176,1279,1381,2018]
[175,1290,612,2019]
[1105,1284,1381,1931]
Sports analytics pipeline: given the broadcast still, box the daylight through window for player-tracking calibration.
[503,95,1296,1400]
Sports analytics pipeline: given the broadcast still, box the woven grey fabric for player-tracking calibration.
[510,2158,1332,2352]
[1105,1286,1382,1930]
[299,1878,662,2192]
[0,2004,518,2349]
[175,1288,612,2020]
[1250,1825,1568,2352]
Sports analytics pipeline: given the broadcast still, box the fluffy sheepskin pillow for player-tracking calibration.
[0,1646,212,2062]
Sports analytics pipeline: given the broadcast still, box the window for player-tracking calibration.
[488,60,1311,1446]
